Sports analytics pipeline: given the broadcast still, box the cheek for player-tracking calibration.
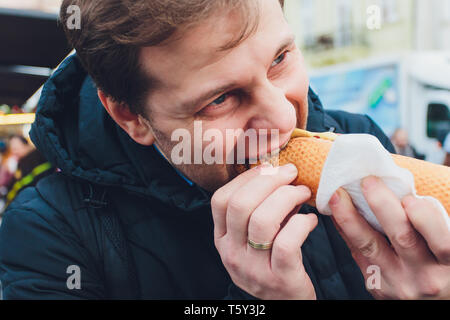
[200,124,243,163]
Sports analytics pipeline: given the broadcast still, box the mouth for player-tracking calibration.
[281,139,290,150]
[232,130,295,174]
[244,134,292,165]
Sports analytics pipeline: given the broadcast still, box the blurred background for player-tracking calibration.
[0,0,448,214]
[283,0,450,165]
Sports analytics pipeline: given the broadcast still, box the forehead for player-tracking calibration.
[140,0,288,93]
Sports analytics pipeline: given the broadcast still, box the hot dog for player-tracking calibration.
[236,129,450,215]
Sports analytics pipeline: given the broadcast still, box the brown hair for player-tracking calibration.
[60,0,284,117]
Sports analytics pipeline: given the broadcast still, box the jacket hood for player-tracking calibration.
[30,54,337,212]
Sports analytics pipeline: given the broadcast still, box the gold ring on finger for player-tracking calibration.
[247,239,274,250]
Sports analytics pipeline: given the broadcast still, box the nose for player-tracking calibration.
[247,80,297,136]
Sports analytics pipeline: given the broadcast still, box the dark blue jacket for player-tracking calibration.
[0,55,395,299]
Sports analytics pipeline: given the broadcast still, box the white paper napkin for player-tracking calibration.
[316,134,450,234]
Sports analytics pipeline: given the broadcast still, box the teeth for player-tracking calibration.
[246,141,289,164]
[270,148,281,157]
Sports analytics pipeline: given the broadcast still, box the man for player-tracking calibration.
[444,132,450,167]
[390,128,425,160]
[4,136,54,207]
[0,0,448,300]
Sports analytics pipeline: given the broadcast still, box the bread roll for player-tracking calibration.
[237,129,450,214]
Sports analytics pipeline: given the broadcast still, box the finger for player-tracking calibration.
[211,164,267,239]
[331,216,371,272]
[226,164,298,245]
[331,215,393,295]
[281,204,303,229]
[329,188,396,269]
[361,176,433,265]
[246,185,311,263]
[248,185,311,244]
[271,213,318,275]
[402,195,450,265]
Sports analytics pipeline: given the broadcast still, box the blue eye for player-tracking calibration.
[272,52,287,67]
[210,93,229,106]
[199,90,242,116]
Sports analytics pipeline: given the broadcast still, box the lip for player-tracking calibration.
[245,131,293,164]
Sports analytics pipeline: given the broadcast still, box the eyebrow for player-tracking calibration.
[178,34,296,112]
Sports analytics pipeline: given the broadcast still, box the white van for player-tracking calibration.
[309,51,450,164]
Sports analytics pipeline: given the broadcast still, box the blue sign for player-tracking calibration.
[310,64,400,137]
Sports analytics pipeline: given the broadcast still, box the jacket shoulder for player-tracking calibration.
[7,173,77,216]
[325,110,396,153]
[0,173,106,299]
[6,173,103,241]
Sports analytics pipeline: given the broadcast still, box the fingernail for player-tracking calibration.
[308,214,318,226]
[402,195,416,208]
[297,185,312,197]
[329,191,340,206]
[281,163,297,175]
[362,176,378,191]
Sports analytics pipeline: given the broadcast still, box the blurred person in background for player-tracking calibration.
[0,138,21,197]
[0,140,7,177]
[390,128,425,160]
[0,141,6,159]
[443,132,450,167]
[4,135,54,207]
[8,135,33,161]
[0,140,8,206]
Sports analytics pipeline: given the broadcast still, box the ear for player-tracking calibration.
[98,90,155,146]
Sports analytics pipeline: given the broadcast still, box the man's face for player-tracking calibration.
[9,137,30,159]
[395,130,409,148]
[140,0,309,191]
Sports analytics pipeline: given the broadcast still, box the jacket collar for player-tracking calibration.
[306,87,342,133]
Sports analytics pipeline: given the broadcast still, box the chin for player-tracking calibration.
[184,163,235,192]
